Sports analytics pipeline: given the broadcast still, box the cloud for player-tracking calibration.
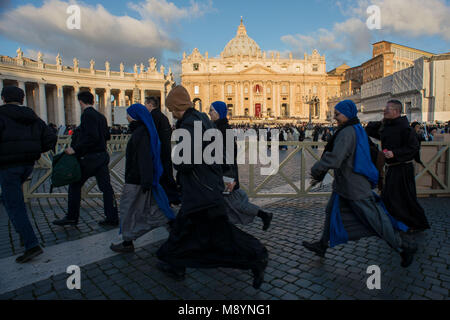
[0,0,213,71]
[372,0,450,40]
[129,0,214,24]
[281,0,450,68]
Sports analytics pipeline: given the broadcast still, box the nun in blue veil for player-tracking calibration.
[110,104,175,253]
[302,100,418,268]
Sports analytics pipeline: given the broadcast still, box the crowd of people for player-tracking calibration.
[0,83,446,290]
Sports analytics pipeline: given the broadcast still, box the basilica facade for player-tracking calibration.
[181,19,338,122]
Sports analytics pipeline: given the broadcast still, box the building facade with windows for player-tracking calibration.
[181,19,333,122]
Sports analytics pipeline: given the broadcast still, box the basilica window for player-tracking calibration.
[244,87,249,94]
[212,66,217,71]
[193,63,199,71]
[282,85,287,94]
[313,64,318,72]
[194,86,199,95]
[227,85,233,94]
[267,87,271,94]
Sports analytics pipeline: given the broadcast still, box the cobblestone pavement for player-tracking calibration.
[0,147,320,260]
[0,196,449,300]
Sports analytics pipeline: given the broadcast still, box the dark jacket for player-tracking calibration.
[214,118,240,191]
[174,108,224,214]
[125,121,153,189]
[0,104,57,168]
[151,108,174,177]
[365,116,419,164]
[71,107,110,157]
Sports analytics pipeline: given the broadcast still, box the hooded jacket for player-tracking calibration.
[0,104,57,168]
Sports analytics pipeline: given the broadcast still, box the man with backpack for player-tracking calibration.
[53,91,119,227]
[302,100,417,268]
[0,86,57,263]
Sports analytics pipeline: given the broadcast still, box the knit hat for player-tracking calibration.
[335,100,357,119]
[211,101,228,119]
[165,85,193,112]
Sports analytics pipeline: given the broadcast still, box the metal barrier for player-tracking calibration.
[22,137,450,201]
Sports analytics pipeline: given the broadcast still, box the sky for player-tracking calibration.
[0,0,449,82]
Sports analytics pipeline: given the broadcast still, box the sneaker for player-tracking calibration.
[16,246,43,263]
[52,217,78,226]
[156,261,185,281]
[252,257,268,289]
[400,243,418,268]
[110,242,135,253]
[259,211,273,231]
[98,219,119,227]
[302,241,327,258]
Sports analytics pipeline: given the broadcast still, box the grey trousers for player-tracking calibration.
[120,184,168,241]
[320,194,403,251]
[223,189,260,225]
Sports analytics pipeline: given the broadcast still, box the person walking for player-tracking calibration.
[366,100,430,233]
[303,100,417,268]
[156,86,269,289]
[0,86,57,263]
[110,104,175,253]
[53,91,119,227]
[144,96,180,206]
[208,101,273,230]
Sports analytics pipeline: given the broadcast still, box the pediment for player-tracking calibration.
[240,64,277,75]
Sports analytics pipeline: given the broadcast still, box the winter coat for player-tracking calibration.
[125,121,153,189]
[174,108,225,214]
[214,118,240,191]
[71,107,110,157]
[0,104,57,168]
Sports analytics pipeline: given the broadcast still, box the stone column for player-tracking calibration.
[275,82,280,117]
[141,89,146,104]
[104,88,112,126]
[55,85,65,126]
[73,85,81,125]
[221,83,225,102]
[235,82,239,117]
[38,83,48,123]
[272,82,275,117]
[241,82,244,116]
[263,81,267,116]
[249,82,254,117]
[289,82,294,117]
[90,88,97,110]
[18,81,28,106]
[119,90,125,107]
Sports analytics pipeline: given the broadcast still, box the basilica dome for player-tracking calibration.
[222,18,262,58]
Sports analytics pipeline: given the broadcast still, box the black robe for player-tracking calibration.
[366,117,430,230]
[157,109,268,270]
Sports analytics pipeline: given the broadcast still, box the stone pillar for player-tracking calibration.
[275,82,280,117]
[221,83,225,102]
[141,89,146,104]
[104,88,112,126]
[263,81,267,116]
[240,83,244,116]
[235,82,239,117]
[73,85,81,125]
[18,81,28,106]
[118,90,125,107]
[249,82,254,117]
[289,82,294,117]
[38,83,48,123]
[90,88,97,110]
[55,85,65,126]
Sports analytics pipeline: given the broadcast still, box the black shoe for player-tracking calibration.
[156,261,185,281]
[99,219,119,227]
[53,217,78,226]
[400,244,418,268]
[259,211,273,231]
[110,242,135,253]
[16,246,43,263]
[252,257,268,289]
[302,241,327,258]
